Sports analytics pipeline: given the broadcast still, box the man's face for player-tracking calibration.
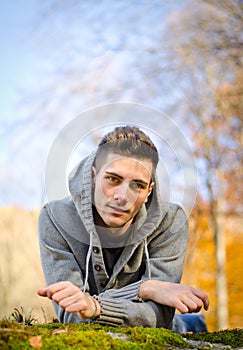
[93,152,154,232]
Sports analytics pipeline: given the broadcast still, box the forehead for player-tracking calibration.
[97,152,153,179]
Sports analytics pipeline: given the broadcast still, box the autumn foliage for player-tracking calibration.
[182,199,243,331]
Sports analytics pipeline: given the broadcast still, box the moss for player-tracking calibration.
[0,320,242,349]
[0,320,31,350]
[123,327,190,349]
[185,329,243,348]
[0,321,190,350]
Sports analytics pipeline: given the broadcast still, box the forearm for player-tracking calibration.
[95,281,175,328]
[97,297,173,328]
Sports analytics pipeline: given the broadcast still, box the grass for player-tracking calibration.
[10,308,37,326]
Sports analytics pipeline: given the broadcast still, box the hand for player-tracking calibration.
[37,281,101,319]
[139,280,209,314]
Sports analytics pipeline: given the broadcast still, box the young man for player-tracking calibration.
[38,125,209,328]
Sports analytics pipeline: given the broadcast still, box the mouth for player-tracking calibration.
[107,204,129,214]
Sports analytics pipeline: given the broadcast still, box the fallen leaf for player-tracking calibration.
[52,327,68,335]
[29,335,43,349]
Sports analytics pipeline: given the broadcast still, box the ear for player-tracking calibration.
[145,182,154,203]
[92,166,96,177]
[92,166,96,187]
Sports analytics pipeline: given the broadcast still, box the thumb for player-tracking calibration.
[37,288,48,297]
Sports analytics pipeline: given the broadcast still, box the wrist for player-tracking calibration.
[138,280,152,300]
[77,296,101,320]
[89,297,100,320]
[139,280,166,301]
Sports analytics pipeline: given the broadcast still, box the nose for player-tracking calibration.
[113,182,129,203]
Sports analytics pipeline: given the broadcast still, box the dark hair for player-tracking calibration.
[94,126,159,174]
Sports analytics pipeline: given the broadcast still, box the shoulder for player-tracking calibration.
[39,197,82,233]
[39,197,75,218]
[160,202,188,229]
[163,202,187,221]
[44,196,76,214]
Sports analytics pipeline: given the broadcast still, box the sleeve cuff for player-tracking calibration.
[99,280,142,300]
[96,298,127,326]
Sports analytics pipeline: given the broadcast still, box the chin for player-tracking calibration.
[105,220,125,228]
[104,217,128,228]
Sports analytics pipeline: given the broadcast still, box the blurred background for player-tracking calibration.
[0,0,242,331]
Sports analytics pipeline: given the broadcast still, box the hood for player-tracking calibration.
[68,151,168,247]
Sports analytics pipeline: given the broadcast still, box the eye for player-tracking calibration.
[130,182,145,190]
[106,175,119,184]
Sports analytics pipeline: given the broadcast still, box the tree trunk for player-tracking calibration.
[215,211,229,330]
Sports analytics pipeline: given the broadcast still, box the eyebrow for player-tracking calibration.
[105,171,149,186]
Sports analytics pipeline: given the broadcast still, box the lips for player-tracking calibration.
[107,204,129,214]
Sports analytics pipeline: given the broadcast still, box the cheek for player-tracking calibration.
[132,194,148,209]
[96,181,113,201]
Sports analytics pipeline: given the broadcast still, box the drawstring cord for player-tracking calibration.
[144,237,151,279]
[83,231,93,293]
[83,234,151,293]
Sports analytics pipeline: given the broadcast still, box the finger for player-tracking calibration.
[37,288,48,297]
[65,300,88,313]
[187,294,204,310]
[182,296,203,313]
[191,287,210,310]
[47,281,73,294]
[203,295,210,310]
[46,281,75,300]
[58,294,86,309]
[174,300,189,314]
[51,285,80,304]
[194,305,204,313]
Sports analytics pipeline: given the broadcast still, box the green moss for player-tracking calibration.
[122,327,190,349]
[0,320,242,349]
[0,321,190,350]
[185,329,243,348]
[0,320,31,350]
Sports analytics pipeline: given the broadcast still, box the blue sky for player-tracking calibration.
[0,1,41,123]
[0,1,44,202]
[0,2,32,180]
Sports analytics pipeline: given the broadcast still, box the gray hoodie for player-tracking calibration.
[38,151,188,328]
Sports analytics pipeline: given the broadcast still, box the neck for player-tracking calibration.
[109,222,132,237]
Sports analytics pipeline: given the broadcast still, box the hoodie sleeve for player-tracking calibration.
[38,206,87,323]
